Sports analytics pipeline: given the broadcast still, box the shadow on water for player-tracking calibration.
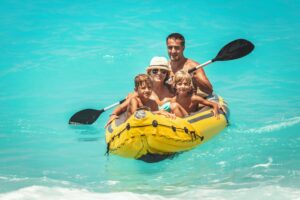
[68,125,102,142]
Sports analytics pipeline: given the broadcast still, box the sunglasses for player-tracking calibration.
[151,69,168,75]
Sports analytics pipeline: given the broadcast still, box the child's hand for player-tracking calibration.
[219,104,227,115]
[104,114,119,128]
[213,106,220,119]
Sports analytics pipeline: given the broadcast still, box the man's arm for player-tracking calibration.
[187,59,213,95]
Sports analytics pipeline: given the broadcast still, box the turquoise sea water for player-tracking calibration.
[0,0,299,199]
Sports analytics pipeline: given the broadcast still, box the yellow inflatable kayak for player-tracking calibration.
[105,95,229,162]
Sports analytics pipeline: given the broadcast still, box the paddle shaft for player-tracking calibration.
[103,99,126,112]
[188,60,213,74]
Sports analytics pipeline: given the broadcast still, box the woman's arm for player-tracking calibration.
[153,110,176,119]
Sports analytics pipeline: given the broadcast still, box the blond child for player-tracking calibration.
[170,70,220,118]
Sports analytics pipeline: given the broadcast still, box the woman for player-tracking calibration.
[105,56,175,127]
[146,56,174,108]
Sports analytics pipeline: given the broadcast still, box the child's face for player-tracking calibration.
[175,79,192,95]
[135,82,152,100]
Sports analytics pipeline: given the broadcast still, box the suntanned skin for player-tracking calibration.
[167,38,213,96]
[105,82,155,126]
[128,68,174,105]
[126,81,175,119]
[170,79,219,118]
[105,81,175,127]
[126,82,158,117]
[148,68,174,104]
[104,67,175,127]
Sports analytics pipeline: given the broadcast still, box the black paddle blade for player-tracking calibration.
[69,109,103,125]
[213,39,254,62]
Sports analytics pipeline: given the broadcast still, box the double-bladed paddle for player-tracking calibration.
[69,38,254,125]
[188,39,254,73]
[69,99,126,125]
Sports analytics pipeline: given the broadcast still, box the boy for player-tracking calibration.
[170,70,220,118]
[105,74,173,127]
[127,74,158,117]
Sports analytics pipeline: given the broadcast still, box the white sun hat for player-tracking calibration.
[146,56,171,74]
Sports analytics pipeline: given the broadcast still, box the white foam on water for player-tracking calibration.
[102,54,114,63]
[1,185,300,200]
[241,116,300,134]
[0,176,29,182]
[180,185,300,200]
[252,157,273,168]
[0,186,172,200]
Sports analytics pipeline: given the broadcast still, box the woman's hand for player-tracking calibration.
[154,110,176,119]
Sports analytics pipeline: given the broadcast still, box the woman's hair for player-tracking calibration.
[134,74,152,88]
[174,70,194,94]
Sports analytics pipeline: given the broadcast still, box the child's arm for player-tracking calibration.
[104,94,134,128]
[126,97,139,118]
[193,95,220,118]
[169,99,189,118]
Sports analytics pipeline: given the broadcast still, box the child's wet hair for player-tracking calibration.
[134,74,153,88]
[174,70,194,94]
[174,70,192,86]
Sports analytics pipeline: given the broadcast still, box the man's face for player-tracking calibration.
[135,82,152,100]
[167,38,184,61]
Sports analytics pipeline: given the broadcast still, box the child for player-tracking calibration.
[105,74,173,127]
[170,70,220,118]
[127,74,158,117]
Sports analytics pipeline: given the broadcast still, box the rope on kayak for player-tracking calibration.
[107,120,204,153]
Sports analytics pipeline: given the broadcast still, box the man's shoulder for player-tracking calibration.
[184,58,200,69]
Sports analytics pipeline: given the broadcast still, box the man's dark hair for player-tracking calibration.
[166,33,185,46]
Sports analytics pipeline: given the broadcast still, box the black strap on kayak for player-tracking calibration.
[107,120,205,154]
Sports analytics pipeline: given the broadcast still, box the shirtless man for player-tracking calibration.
[166,33,213,97]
